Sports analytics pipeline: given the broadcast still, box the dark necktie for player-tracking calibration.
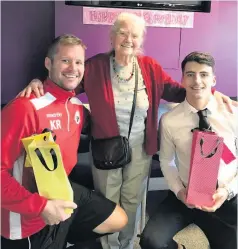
[197,109,211,131]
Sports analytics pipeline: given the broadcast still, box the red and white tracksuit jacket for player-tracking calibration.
[1,79,85,239]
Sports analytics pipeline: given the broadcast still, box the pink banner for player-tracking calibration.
[83,7,194,28]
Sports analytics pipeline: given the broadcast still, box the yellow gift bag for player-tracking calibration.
[21,132,73,214]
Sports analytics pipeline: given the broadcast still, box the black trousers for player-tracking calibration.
[1,182,116,249]
[140,191,237,249]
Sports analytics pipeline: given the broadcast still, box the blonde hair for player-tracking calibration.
[47,34,87,61]
[110,13,146,55]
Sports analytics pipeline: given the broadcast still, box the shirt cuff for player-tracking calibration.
[171,180,186,197]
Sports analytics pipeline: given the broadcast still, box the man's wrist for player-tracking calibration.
[176,188,186,201]
[224,186,235,201]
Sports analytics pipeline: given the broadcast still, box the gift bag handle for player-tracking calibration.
[35,148,58,171]
[42,128,56,141]
[199,138,221,158]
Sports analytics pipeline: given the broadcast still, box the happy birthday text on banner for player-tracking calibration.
[83,7,194,28]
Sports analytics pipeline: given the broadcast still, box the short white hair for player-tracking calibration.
[110,13,146,55]
[111,12,146,36]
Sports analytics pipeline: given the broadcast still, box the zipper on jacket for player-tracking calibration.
[65,99,70,132]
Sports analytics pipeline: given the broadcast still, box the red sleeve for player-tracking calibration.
[1,98,47,217]
[158,65,186,103]
[143,56,186,103]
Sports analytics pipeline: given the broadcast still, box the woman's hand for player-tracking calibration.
[214,91,238,113]
[18,79,44,98]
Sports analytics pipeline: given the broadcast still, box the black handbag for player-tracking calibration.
[91,66,139,170]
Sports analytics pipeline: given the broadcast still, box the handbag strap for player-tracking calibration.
[128,65,139,139]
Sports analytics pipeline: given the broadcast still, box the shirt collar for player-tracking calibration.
[183,96,217,116]
[43,78,76,100]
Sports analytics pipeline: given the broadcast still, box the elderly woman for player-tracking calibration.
[19,13,236,249]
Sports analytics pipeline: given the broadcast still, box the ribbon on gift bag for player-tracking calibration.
[21,132,73,214]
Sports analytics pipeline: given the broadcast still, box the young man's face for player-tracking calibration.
[45,44,85,91]
[182,61,216,100]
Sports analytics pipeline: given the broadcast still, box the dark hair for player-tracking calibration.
[181,51,215,73]
[47,34,87,61]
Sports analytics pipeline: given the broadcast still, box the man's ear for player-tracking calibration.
[45,57,52,71]
[212,76,216,87]
[181,75,185,87]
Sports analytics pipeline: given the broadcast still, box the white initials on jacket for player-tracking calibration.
[50,119,62,130]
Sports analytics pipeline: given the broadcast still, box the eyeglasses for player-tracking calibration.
[117,30,140,39]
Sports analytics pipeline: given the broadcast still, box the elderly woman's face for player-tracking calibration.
[112,21,143,57]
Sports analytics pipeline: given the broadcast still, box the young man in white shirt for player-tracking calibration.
[140,52,237,249]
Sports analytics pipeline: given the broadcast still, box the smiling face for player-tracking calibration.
[182,61,216,101]
[45,44,85,91]
[111,20,144,57]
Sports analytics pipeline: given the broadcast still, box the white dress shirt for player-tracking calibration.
[160,96,238,197]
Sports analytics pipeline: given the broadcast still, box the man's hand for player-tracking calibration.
[200,188,229,212]
[177,188,198,209]
[214,91,238,114]
[17,79,44,98]
[41,199,77,225]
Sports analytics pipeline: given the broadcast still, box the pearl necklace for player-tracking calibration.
[112,57,135,83]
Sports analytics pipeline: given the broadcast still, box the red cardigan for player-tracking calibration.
[79,53,186,155]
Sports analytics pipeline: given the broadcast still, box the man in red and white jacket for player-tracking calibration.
[1,34,127,249]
